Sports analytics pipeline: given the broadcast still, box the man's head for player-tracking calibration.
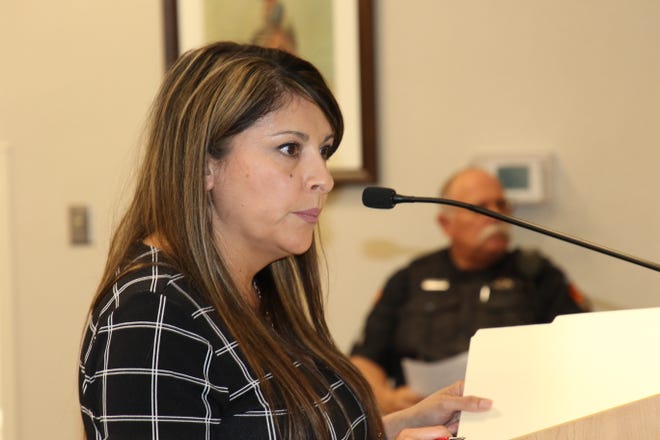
[437,167,513,270]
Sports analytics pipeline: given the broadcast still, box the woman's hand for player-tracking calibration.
[380,385,424,414]
[393,425,453,440]
[383,380,492,439]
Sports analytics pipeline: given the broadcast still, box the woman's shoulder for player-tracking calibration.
[90,243,223,339]
[96,245,194,303]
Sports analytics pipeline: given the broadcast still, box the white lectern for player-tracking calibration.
[458,307,660,440]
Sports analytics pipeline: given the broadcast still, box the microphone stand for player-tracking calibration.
[387,192,660,273]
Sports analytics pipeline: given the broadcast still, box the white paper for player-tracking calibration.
[403,351,469,396]
[458,307,660,440]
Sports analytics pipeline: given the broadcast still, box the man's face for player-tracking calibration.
[439,170,512,268]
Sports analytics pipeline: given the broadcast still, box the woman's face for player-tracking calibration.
[206,95,335,272]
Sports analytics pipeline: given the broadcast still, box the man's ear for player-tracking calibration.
[437,212,452,235]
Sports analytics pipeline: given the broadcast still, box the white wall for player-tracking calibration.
[1,1,659,439]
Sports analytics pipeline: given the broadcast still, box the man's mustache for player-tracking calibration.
[477,223,510,244]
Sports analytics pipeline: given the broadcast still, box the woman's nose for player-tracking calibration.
[307,155,334,194]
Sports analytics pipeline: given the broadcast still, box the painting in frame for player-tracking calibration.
[163,0,377,184]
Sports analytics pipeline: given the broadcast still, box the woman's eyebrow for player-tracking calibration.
[272,131,335,144]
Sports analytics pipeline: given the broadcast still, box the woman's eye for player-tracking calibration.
[278,143,300,157]
[320,144,335,160]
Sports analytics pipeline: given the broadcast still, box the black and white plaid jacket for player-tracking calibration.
[79,244,369,439]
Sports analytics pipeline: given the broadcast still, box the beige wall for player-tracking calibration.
[0,1,163,439]
[324,0,660,349]
[1,1,659,439]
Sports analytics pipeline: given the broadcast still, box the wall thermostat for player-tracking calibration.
[472,154,550,204]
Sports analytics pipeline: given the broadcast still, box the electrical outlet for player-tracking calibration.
[69,205,91,245]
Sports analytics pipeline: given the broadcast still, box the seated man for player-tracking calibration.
[351,167,589,414]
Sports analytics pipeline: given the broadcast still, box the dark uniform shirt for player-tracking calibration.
[351,247,584,386]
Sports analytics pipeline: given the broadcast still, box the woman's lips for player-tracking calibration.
[294,208,321,223]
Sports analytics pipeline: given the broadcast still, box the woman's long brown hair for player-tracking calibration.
[90,42,384,439]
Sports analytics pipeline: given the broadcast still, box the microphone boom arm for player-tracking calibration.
[394,194,660,272]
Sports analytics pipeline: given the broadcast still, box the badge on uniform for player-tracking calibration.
[420,278,450,292]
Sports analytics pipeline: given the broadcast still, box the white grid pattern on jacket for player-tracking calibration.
[79,244,368,439]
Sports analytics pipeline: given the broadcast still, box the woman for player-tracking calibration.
[78,42,491,439]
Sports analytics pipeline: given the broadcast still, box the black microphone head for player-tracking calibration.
[362,186,397,209]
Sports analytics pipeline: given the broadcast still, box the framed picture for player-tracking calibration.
[162,0,378,184]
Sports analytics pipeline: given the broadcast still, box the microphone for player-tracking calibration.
[362,186,660,272]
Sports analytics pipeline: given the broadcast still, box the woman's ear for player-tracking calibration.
[204,158,217,191]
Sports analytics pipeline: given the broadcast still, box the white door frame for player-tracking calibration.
[0,141,17,440]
